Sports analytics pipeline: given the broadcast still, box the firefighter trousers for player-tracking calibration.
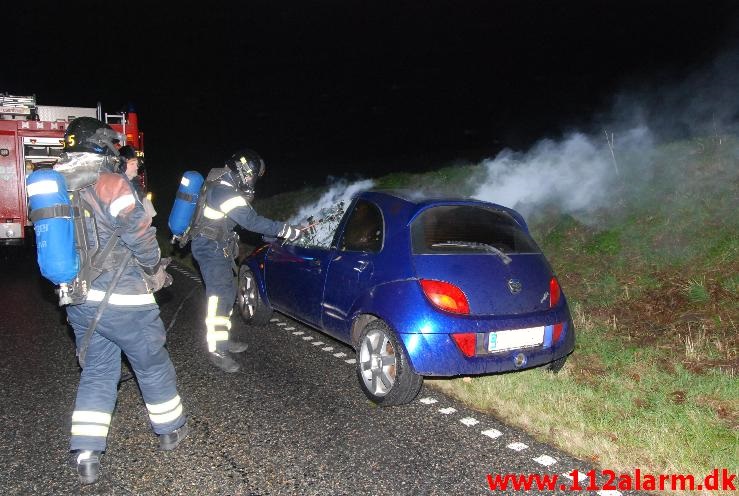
[191,235,237,354]
[66,303,186,452]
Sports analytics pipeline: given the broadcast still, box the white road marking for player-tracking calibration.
[311,341,324,346]
[302,336,313,341]
[481,429,502,439]
[344,359,356,364]
[333,352,347,358]
[292,331,304,335]
[322,347,334,352]
[438,407,457,415]
[269,318,279,322]
[285,327,295,330]
[419,397,438,405]
[459,417,479,427]
[533,454,557,467]
[276,322,287,326]
[506,442,529,451]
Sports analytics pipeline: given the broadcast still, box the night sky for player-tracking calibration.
[4,1,738,197]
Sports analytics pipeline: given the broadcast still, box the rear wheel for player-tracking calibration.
[236,265,272,325]
[547,354,568,373]
[356,320,423,406]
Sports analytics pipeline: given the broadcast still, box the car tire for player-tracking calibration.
[547,354,568,373]
[236,265,272,325]
[356,320,423,406]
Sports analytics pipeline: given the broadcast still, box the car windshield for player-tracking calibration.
[411,205,540,255]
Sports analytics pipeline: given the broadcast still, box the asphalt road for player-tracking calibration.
[0,252,644,495]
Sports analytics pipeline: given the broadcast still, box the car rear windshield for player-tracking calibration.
[411,205,540,254]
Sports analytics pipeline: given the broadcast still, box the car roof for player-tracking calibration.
[355,189,529,229]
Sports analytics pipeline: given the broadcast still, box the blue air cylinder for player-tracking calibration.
[168,171,204,236]
[27,169,79,285]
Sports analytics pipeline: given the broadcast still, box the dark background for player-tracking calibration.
[3,1,737,197]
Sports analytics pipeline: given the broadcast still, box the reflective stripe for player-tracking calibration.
[109,193,136,217]
[71,424,109,437]
[181,176,190,187]
[72,411,111,425]
[87,289,156,306]
[206,331,229,352]
[205,296,231,351]
[149,404,184,425]
[205,316,232,329]
[219,196,246,213]
[146,395,182,414]
[27,180,59,197]
[219,180,232,186]
[203,205,225,219]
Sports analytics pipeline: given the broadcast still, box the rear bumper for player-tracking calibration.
[399,319,575,376]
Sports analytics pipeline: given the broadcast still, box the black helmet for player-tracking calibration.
[118,145,137,160]
[225,148,265,192]
[63,117,121,156]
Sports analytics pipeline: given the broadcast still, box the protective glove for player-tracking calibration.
[143,257,173,292]
[277,224,303,243]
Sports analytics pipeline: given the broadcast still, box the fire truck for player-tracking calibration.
[0,94,145,246]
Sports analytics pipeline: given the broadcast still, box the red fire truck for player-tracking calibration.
[0,94,145,246]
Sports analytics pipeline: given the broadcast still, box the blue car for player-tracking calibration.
[237,190,575,406]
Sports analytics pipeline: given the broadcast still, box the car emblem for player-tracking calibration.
[507,279,522,294]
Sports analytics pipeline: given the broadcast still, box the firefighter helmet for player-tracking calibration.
[118,145,137,160]
[63,117,122,157]
[225,148,265,193]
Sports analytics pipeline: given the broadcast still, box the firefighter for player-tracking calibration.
[190,148,302,372]
[118,144,156,218]
[57,118,187,484]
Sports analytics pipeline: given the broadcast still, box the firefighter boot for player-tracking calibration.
[227,340,248,353]
[159,422,189,451]
[75,450,102,485]
[208,351,241,373]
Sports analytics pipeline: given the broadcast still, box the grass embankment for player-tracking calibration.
[156,136,738,486]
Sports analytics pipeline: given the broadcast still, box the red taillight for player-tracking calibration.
[420,279,470,315]
[451,333,476,357]
[549,277,561,308]
[553,322,563,342]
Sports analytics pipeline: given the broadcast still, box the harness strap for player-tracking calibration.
[29,205,80,223]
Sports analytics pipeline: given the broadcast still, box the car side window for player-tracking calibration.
[339,200,383,252]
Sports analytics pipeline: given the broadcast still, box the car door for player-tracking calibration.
[264,242,331,327]
[322,199,384,340]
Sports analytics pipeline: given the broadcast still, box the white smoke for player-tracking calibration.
[471,126,653,220]
[289,178,375,246]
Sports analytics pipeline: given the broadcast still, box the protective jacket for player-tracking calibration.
[192,168,285,243]
[78,171,161,307]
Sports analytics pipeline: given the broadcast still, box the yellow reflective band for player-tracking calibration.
[149,404,184,425]
[146,395,182,414]
[27,180,59,197]
[72,411,111,425]
[205,316,232,329]
[86,289,156,306]
[219,196,247,213]
[203,205,225,219]
[109,193,136,217]
[71,424,109,437]
[206,330,229,351]
[207,295,219,315]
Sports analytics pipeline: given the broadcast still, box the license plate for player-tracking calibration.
[488,326,544,352]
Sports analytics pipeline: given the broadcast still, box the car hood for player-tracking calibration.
[412,253,554,316]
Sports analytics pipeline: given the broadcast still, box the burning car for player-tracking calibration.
[237,190,575,406]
